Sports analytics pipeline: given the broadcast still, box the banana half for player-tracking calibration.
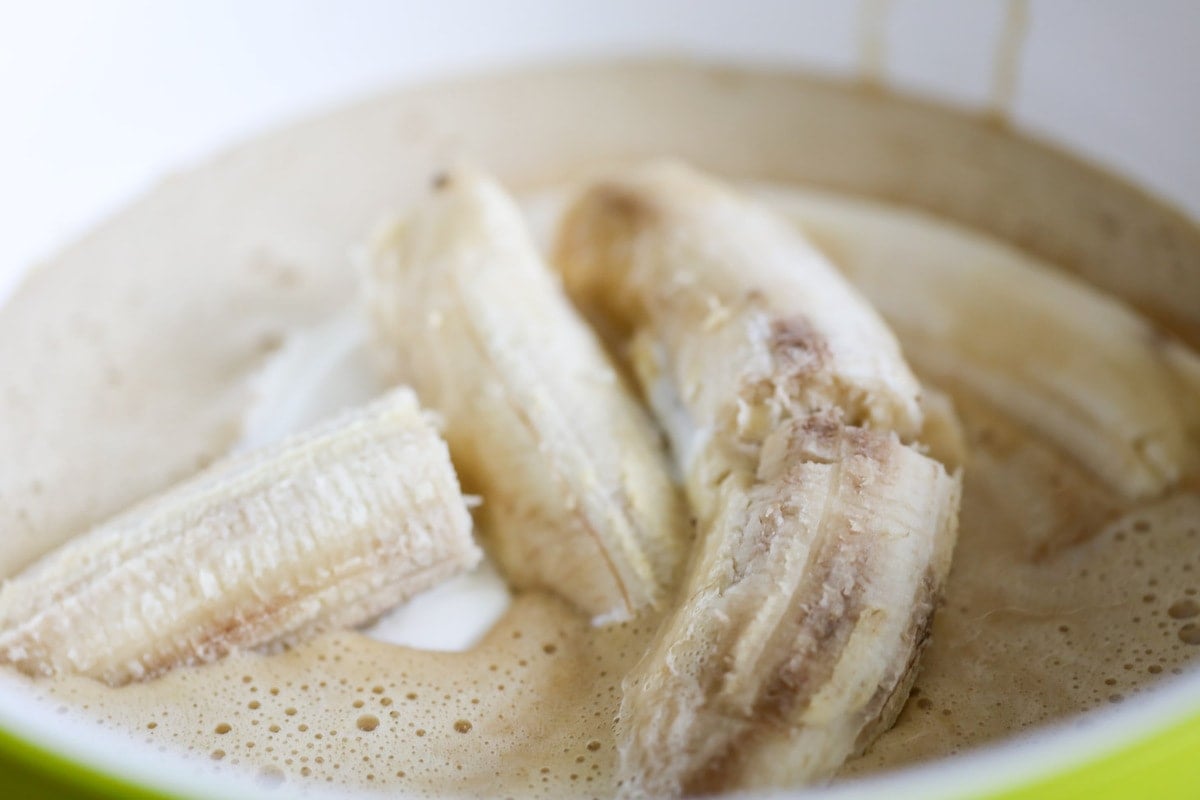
[0,388,480,686]
[556,162,962,795]
[766,188,1200,501]
[366,167,687,624]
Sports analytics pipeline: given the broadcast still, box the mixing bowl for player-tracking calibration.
[1,3,1197,797]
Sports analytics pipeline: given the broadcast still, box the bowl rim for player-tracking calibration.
[3,623,1200,798]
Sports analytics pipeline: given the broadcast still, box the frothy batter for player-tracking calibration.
[1,60,1198,797]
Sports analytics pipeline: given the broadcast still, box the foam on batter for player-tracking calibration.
[4,187,1196,797]
[1,61,1198,796]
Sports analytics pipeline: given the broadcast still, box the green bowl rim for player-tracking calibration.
[4,672,1200,799]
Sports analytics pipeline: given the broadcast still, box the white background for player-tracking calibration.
[1,0,1198,295]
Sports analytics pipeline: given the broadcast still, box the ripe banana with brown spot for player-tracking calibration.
[555,161,961,796]
[0,388,479,686]
[763,187,1200,500]
[366,166,686,624]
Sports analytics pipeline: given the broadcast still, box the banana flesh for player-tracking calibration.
[764,188,1200,500]
[0,388,479,686]
[366,167,686,624]
[555,162,962,795]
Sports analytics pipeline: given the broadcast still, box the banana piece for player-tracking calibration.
[555,162,961,795]
[365,167,685,624]
[762,187,1200,499]
[0,387,479,686]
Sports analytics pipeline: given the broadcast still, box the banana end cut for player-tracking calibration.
[0,388,480,686]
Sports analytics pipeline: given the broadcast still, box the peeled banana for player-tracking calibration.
[556,162,962,795]
[762,188,1200,500]
[366,167,686,624]
[0,388,479,686]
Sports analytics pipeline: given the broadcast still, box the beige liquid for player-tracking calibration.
[39,596,646,797]
[988,0,1030,123]
[857,0,890,90]
[2,61,1199,796]
[856,0,1030,122]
